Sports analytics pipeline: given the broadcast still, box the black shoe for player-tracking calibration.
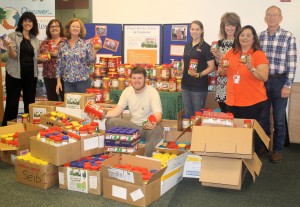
[257,146,268,157]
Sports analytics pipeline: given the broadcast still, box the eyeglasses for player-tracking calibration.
[49,26,60,29]
[266,13,280,17]
[225,24,236,28]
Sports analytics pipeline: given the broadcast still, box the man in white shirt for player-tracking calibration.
[105,66,163,156]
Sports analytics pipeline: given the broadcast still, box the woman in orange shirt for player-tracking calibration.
[219,25,269,120]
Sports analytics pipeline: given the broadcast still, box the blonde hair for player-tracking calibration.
[64,18,86,39]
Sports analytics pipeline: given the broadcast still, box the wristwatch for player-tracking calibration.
[250,67,256,73]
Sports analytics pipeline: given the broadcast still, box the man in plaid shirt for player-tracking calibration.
[259,5,297,162]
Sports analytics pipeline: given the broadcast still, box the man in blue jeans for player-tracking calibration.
[259,5,297,162]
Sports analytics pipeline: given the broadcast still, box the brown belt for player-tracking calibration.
[268,73,286,79]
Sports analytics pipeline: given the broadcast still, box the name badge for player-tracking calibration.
[233,74,240,84]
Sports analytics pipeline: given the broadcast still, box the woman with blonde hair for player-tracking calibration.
[56,18,102,94]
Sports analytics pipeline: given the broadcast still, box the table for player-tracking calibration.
[109,90,184,120]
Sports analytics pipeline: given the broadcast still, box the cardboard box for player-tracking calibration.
[64,93,95,110]
[39,111,83,128]
[0,123,43,165]
[190,119,268,190]
[30,131,105,166]
[59,166,102,195]
[183,154,202,178]
[29,101,63,124]
[200,154,262,190]
[133,147,188,195]
[102,154,166,207]
[15,159,58,189]
[190,119,270,159]
[161,119,177,132]
[56,105,91,121]
[30,136,81,166]
[7,119,17,125]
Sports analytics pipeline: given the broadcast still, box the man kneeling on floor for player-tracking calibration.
[105,66,163,157]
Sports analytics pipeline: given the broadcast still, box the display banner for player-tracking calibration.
[123,24,162,64]
[0,0,55,41]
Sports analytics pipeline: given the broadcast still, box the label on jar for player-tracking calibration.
[189,59,198,72]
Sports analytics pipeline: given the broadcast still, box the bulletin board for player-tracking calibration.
[84,23,123,57]
[123,24,163,65]
[162,23,191,64]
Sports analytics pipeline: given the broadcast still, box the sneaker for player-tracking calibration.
[270,152,282,163]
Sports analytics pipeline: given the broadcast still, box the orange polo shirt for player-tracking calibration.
[224,48,268,107]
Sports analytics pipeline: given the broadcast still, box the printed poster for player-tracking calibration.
[124,25,161,64]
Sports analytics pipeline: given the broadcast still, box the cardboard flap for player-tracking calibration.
[253,120,270,150]
[122,155,161,170]
[0,143,15,151]
[243,153,262,182]
[147,167,166,184]
[18,124,43,152]
[0,123,25,136]
[164,131,192,142]
[200,156,242,186]
[191,126,252,155]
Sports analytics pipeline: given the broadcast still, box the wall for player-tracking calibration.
[91,0,300,82]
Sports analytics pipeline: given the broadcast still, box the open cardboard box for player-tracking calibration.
[15,159,58,189]
[200,153,262,190]
[101,154,166,207]
[29,101,64,124]
[190,119,270,159]
[133,147,188,195]
[0,123,43,165]
[59,166,102,195]
[190,119,269,190]
[64,93,95,109]
[30,131,105,166]
[39,111,83,128]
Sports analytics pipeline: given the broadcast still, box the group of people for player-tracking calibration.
[1,5,297,161]
[2,12,102,126]
[182,5,297,163]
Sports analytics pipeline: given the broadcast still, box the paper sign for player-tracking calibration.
[67,168,88,193]
[83,136,98,151]
[130,189,144,202]
[59,172,64,185]
[89,176,97,189]
[112,185,127,200]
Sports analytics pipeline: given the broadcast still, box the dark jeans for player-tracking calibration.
[44,77,64,101]
[2,71,37,126]
[259,76,288,152]
[64,79,91,93]
[181,88,208,117]
[226,101,266,120]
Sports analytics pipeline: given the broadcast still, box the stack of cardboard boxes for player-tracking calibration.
[190,118,270,190]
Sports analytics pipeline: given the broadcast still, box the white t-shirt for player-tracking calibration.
[118,85,163,126]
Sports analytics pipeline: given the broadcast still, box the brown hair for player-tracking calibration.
[64,18,86,39]
[190,20,204,39]
[233,25,260,53]
[219,12,241,39]
[131,66,146,78]
[46,19,64,39]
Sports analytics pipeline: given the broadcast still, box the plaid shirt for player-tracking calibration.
[259,27,297,87]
